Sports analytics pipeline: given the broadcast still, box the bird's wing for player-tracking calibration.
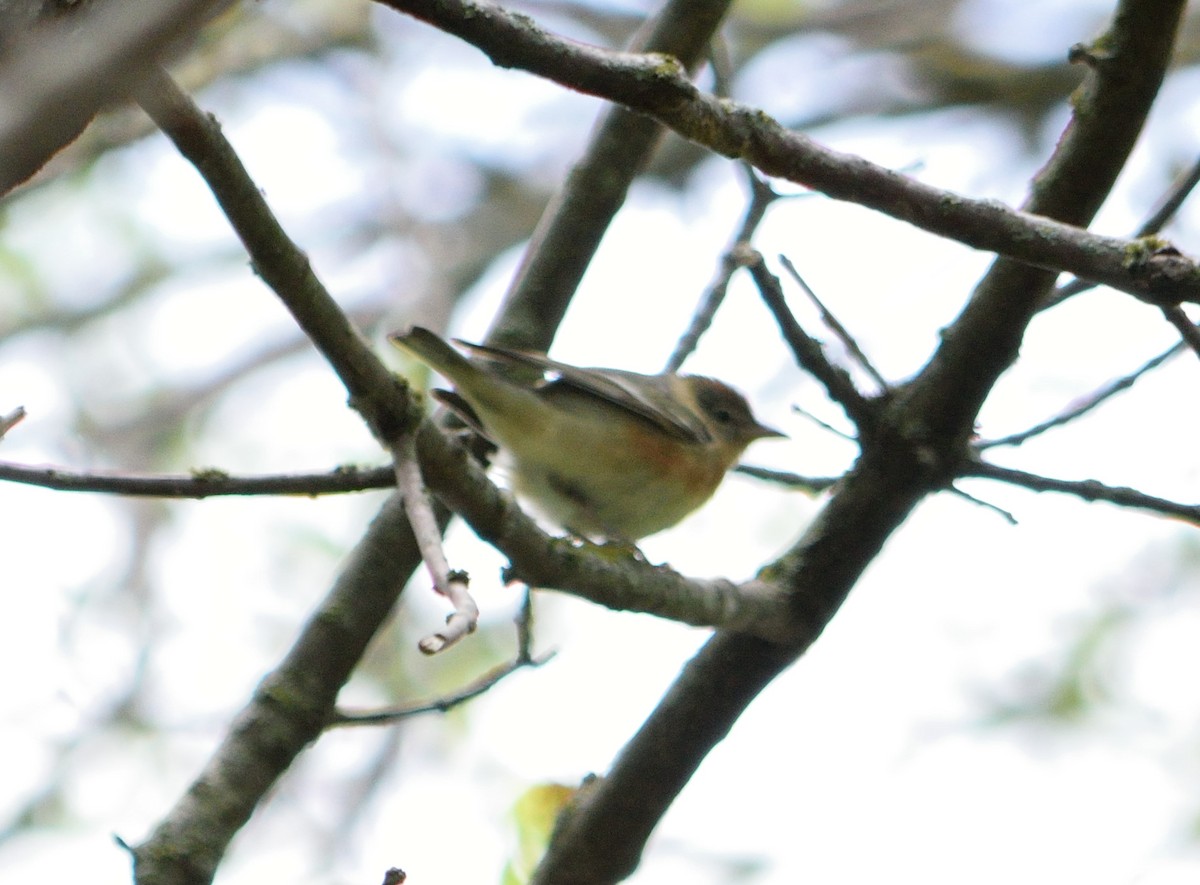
[454,340,710,443]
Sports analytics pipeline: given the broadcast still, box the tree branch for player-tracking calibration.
[742,249,874,428]
[329,649,553,725]
[979,340,1186,449]
[965,460,1200,525]
[332,589,553,725]
[375,0,1200,310]
[412,422,798,639]
[133,65,419,447]
[0,0,229,193]
[893,0,1184,446]
[665,169,783,373]
[0,461,397,497]
[132,493,419,885]
[1161,304,1200,357]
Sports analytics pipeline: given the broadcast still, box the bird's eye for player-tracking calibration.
[696,381,744,425]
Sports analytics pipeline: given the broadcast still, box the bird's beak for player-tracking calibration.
[751,422,787,440]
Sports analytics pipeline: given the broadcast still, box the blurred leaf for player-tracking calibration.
[502,782,577,885]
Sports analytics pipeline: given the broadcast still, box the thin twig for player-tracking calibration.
[0,460,396,496]
[965,459,1200,525]
[741,249,874,429]
[790,404,857,441]
[732,464,839,493]
[979,339,1185,449]
[0,406,25,441]
[777,253,889,392]
[392,434,478,654]
[134,65,415,445]
[665,169,779,372]
[1046,275,1097,306]
[331,587,551,726]
[1161,305,1200,358]
[514,584,536,664]
[330,649,555,726]
[947,484,1018,525]
[1137,155,1200,237]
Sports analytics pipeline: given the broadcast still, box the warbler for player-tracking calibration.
[390,326,784,541]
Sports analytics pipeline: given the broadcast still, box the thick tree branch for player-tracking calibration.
[132,494,419,885]
[537,630,799,883]
[376,0,1200,311]
[133,66,419,447]
[888,1,1182,462]
[0,0,229,193]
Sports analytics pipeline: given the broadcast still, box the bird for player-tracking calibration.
[390,326,784,541]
